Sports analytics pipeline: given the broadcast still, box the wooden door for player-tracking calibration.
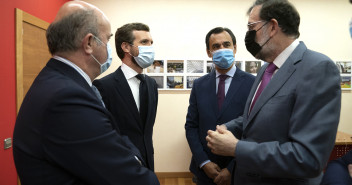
[15,8,51,185]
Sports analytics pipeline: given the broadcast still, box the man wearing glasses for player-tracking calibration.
[206,0,341,184]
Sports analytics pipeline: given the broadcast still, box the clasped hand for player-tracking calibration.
[206,125,238,157]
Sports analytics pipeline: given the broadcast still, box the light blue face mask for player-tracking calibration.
[131,45,155,69]
[212,49,235,69]
[91,36,112,74]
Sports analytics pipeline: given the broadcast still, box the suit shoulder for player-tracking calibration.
[236,69,255,81]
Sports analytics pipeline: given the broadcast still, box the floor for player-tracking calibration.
[158,177,196,185]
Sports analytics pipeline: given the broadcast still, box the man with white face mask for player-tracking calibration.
[13,2,159,185]
[93,22,158,171]
[185,27,255,185]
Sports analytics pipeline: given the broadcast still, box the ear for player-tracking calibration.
[121,42,131,53]
[82,33,94,54]
[207,49,212,58]
[269,18,279,37]
[233,45,237,54]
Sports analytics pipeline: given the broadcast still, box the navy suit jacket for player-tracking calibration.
[321,150,352,185]
[226,42,341,185]
[13,59,159,185]
[93,66,158,171]
[185,68,255,182]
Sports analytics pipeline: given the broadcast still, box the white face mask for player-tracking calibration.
[130,45,155,68]
[91,36,112,74]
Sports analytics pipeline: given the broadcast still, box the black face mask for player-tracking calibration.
[245,30,262,57]
[245,21,271,57]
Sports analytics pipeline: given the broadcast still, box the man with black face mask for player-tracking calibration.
[206,0,341,185]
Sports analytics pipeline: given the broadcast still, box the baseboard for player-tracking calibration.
[155,172,193,178]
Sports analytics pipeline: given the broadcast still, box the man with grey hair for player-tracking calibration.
[206,0,341,184]
[13,1,159,185]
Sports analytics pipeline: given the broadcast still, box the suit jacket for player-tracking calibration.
[321,150,352,185]
[185,68,255,183]
[226,42,341,185]
[93,66,158,171]
[13,59,159,185]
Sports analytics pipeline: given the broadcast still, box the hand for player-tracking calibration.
[217,124,227,131]
[213,168,231,185]
[201,162,221,179]
[206,125,238,157]
[348,164,352,178]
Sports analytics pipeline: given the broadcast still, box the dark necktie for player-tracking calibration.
[249,63,277,113]
[217,74,228,110]
[91,85,105,107]
[136,74,148,126]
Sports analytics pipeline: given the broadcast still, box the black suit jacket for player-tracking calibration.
[13,59,159,185]
[93,66,158,171]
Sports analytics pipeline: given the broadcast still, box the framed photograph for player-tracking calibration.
[167,60,184,73]
[336,61,351,74]
[341,76,351,89]
[167,76,184,89]
[147,60,164,73]
[235,61,242,70]
[187,76,200,89]
[187,60,204,73]
[149,76,164,89]
[206,61,214,73]
[245,61,262,74]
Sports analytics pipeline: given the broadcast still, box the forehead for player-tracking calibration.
[248,5,262,23]
[209,31,233,45]
[132,30,152,41]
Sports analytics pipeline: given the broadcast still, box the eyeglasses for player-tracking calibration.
[93,35,106,46]
[247,20,267,31]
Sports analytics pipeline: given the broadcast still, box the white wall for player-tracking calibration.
[86,0,352,173]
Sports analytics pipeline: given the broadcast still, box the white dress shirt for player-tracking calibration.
[215,63,237,96]
[121,63,142,111]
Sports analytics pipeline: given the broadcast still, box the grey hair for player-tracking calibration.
[46,9,99,55]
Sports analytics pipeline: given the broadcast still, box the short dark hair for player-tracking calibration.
[115,23,150,59]
[248,0,300,38]
[205,27,236,50]
[46,9,99,55]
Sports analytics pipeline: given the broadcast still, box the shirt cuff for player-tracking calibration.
[200,160,211,168]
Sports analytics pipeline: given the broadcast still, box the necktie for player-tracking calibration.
[91,85,105,107]
[136,74,148,126]
[249,63,277,113]
[217,74,228,110]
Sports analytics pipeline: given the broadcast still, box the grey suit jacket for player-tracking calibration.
[226,42,341,185]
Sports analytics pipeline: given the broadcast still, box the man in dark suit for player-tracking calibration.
[185,27,255,185]
[93,23,158,171]
[13,1,159,185]
[206,0,341,185]
[321,150,352,185]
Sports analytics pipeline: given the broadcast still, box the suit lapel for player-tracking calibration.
[114,67,141,124]
[244,42,307,130]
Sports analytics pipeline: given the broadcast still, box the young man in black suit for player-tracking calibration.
[94,23,158,171]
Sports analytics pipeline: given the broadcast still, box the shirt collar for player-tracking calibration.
[53,55,92,86]
[216,63,237,78]
[273,39,299,68]
[121,63,139,80]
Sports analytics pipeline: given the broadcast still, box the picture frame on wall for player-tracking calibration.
[187,76,200,89]
[167,76,184,89]
[149,76,164,89]
[146,60,164,73]
[245,61,262,74]
[341,76,351,89]
[187,60,204,73]
[336,61,351,74]
[206,61,214,73]
[167,60,184,73]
